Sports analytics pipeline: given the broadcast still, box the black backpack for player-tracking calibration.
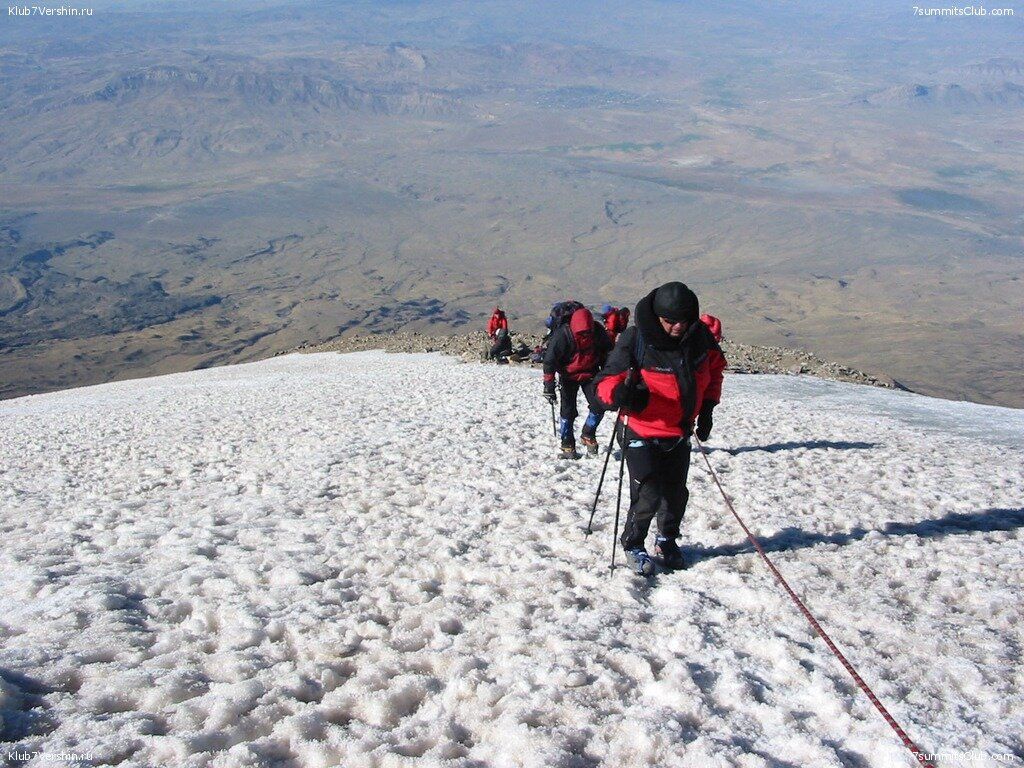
[548,300,586,330]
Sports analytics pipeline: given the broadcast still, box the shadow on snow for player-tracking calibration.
[687,507,1024,563]
[714,440,879,455]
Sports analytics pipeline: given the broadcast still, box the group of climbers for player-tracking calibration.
[486,302,632,366]
[484,282,726,575]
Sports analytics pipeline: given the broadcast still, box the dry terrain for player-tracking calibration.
[1,0,1022,405]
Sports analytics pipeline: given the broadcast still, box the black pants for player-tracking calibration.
[619,437,691,551]
[559,378,602,423]
[488,336,512,359]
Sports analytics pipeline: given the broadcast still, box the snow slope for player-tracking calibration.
[1,351,1022,768]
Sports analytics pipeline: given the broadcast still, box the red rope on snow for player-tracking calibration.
[692,436,936,768]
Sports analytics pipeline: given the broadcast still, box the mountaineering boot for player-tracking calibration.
[580,433,599,456]
[625,548,655,577]
[655,536,685,570]
[558,416,579,459]
[581,412,602,456]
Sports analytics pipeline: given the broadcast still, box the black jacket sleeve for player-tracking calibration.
[542,327,572,380]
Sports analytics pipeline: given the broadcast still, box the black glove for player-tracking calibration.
[615,374,650,412]
[543,381,557,404]
[695,402,716,441]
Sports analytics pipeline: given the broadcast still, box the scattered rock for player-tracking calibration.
[297,331,905,391]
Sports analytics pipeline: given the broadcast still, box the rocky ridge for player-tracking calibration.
[296,331,907,391]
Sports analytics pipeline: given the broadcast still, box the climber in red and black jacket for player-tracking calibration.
[543,307,613,457]
[593,282,726,574]
[487,306,509,339]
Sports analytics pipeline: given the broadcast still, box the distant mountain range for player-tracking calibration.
[859,81,1024,108]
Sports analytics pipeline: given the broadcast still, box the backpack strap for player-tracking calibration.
[633,327,646,368]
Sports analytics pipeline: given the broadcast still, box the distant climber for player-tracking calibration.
[593,282,726,574]
[543,307,613,458]
[487,306,508,339]
[601,304,631,344]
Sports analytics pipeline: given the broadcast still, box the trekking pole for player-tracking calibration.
[609,415,629,572]
[550,399,557,437]
[585,414,621,535]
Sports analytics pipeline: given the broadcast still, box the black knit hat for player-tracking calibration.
[652,281,699,322]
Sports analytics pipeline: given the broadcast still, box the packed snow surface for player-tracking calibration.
[1,352,1022,768]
